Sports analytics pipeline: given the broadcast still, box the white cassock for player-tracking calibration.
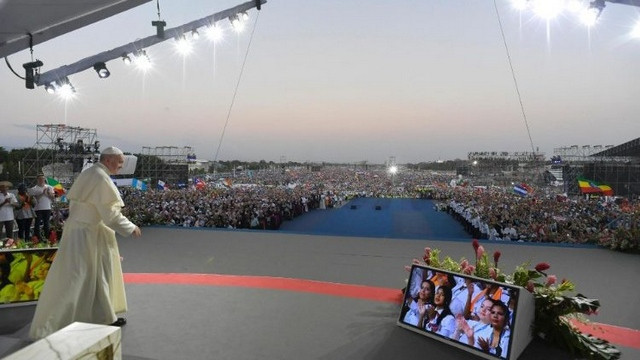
[29,162,137,339]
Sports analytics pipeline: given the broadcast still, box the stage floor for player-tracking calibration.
[1,201,639,359]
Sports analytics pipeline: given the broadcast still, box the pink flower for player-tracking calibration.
[526,280,535,293]
[489,268,497,280]
[546,275,557,287]
[464,265,475,275]
[404,265,412,272]
[412,258,420,265]
[472,239,479,252]
[476,245,485,260]
[493,251,501,267]
[423,247,432,264]
[535,262,550,272]
[4,238,14,247]
[460,259,469,270]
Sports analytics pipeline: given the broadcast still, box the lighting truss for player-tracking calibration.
[32,0,266,91]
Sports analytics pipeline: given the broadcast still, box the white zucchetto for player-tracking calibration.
[101,146,124,155]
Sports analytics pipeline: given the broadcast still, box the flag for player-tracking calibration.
[131,178,147,191]
[157,180,168,191]
[46,177,66,196]
[193,177,206,190]
[514,182,533,197]
[578,177,613,196]
[223,178,233,188]
[513,184,528,196]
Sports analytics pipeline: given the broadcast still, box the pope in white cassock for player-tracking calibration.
[29,146,142,340]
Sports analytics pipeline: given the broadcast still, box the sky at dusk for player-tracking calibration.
[1,0,639,164]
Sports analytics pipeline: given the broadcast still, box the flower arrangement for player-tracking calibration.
[405,239,621,360]
[1,236,56,249]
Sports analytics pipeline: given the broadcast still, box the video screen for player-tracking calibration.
[398,264,519,360]
[0,248,57,304]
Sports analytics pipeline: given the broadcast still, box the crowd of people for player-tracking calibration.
[118,167,639,250]
[432,186,639,248]
[2,167,639,250]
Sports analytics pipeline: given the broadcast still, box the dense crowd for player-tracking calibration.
[112,166,638,250]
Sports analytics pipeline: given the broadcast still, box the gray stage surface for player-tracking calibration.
[1,227,639,359]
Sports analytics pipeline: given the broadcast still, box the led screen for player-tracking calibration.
[398,264,520,360]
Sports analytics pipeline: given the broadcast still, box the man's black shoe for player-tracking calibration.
[110,317,127,327]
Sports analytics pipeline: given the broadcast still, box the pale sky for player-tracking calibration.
[1,0,639,164]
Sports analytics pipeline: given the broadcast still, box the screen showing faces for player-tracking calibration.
[0,249,57,304]
[398,264,519,360]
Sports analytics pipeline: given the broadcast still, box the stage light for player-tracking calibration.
[580,0,604,27]
[45,82,56,94]
[134,50,152,72]
[191,29,200,40]
[93,62,110,78]
[229,14,244,32]
[205,23,224,42]
[174,34,193,56]
[530,0,564,20]
[388,165,398,174]
[31,0,268,91]
[57,78,76,100]
[240,11,249,21]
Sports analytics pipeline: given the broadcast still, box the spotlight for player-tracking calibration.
[205,23,223,42]
[580,0,605,27]
[94,140,100,153]
[240,12,249,21]
[56,78,76,100]
[45,82,57,94]
[229,14,243,31]
[134,50,152,72]
[191,29,200,40]
[531,0,564,20]
[93,62,110,78]
[174,34,193,56]
[122,54,132,65]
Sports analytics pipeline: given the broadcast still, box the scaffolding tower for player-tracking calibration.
[137,146,193,187]
[22,124,100,184]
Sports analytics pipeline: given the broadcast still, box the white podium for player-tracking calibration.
[4,322,121,360]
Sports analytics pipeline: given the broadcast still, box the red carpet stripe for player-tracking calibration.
[123,273,640,350]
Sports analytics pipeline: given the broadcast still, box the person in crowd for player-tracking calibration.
[477,300,511,359]
[30,174,55,241]
[451,298,494,346]
[0,181,19,239]
[423,285,456,337]
[29,146,142,340]
[402,279,435,327]
[15,183,37,240]
[450,277,481,317]
[465,282,509,321]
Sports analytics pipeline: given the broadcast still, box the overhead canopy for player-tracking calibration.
[592,137,640,158]
[0,0,152,58]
